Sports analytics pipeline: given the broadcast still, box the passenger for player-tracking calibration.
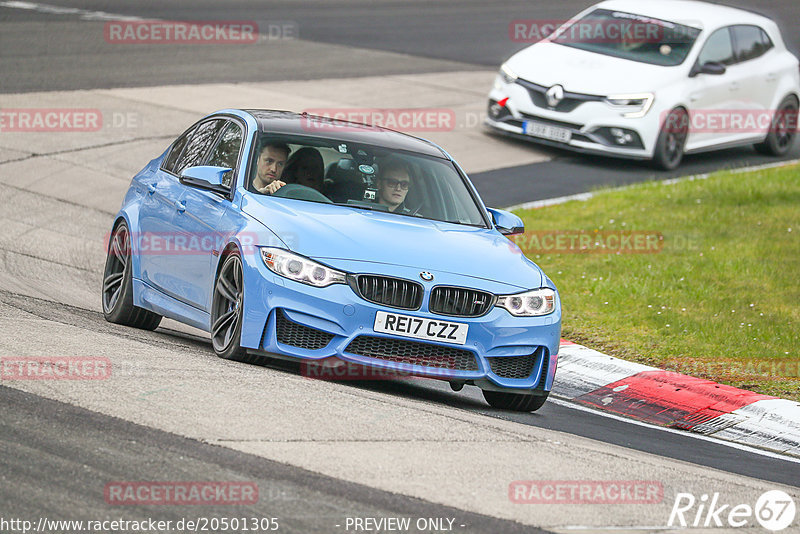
[375,157,413,213]
[282,147,325,191]
[253,142,290,194]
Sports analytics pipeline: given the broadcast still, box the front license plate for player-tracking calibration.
[522,120,572,143]
[373,311,468,345]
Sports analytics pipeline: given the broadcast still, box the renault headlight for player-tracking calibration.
[496,288,556,316]
[260,247,346,287]
[499,63,518,85]
[604,93,654,118]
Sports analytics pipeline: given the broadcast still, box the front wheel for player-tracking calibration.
[482,390,549,412]
[210,251,247,361]
[652,107,689,170]
[754,96,798,156]
[102,222,162,330]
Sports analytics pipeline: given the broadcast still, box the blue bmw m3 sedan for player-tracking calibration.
[102,109,561,411]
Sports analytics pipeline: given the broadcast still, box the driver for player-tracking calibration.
[375,157,413,213]
[282,147,325,191]
[253,142,290,194]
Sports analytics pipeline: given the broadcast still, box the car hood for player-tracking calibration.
[241,196,543,290]
[507,41,682,95]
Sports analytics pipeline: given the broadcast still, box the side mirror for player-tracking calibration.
[486,207,524,236]
[689,61,726,78]
[179,165,231,195]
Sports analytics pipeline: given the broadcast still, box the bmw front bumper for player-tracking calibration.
[239,255,561,394]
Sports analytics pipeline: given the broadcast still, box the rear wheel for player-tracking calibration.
[754,96,798,156]
[482,390,549,412]
[102,222,162,330]
[652,107,689,170]
[210,251,248,361]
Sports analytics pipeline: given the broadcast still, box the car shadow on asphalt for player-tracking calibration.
[250,352,492,411]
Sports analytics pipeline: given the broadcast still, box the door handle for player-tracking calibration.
[175,201,186,213]
[728,82,740,91]
[766,72,777,82]
[147,183,157,194]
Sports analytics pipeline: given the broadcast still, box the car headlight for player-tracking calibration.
[496,288,556,316]
[604,93,654,118]
[498,63,518,85]
[260,247,347,287]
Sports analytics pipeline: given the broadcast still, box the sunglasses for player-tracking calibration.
[383,178,410,190]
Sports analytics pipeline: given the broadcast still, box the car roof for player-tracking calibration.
[239,109,449,159]
[593,0,774,31]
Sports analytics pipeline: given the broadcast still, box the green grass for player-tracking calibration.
[513,163,800,400]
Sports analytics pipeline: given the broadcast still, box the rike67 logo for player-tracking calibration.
[669,490,796,531]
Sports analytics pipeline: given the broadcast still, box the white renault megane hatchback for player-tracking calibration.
[486,0,799,169]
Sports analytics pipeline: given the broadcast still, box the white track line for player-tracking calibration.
[548,397,800,464]
[0,1,143,21]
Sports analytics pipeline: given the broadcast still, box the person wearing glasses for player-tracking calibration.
[375,157,413,214]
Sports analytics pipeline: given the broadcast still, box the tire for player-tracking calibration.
[652,107,689,171]
[102,222,162,330]
[754,96,798,156]
[482,390,549,412]
[210,250,248,361]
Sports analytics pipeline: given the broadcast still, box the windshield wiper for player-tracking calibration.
[430,216,487,228]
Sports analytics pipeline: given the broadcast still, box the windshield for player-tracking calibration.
[249,132,488,227]
[551,9,701,66]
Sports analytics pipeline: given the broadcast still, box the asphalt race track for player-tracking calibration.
[1,1,799,533]
[0,385,544,534]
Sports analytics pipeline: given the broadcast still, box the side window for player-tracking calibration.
[174,119,225,175]
[163,125,196,173]
[697,28,735,66]
[206,121,244,188]
[732,25,773,63]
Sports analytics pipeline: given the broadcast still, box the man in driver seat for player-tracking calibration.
[253,142,290,195]
[376,157,413,213]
